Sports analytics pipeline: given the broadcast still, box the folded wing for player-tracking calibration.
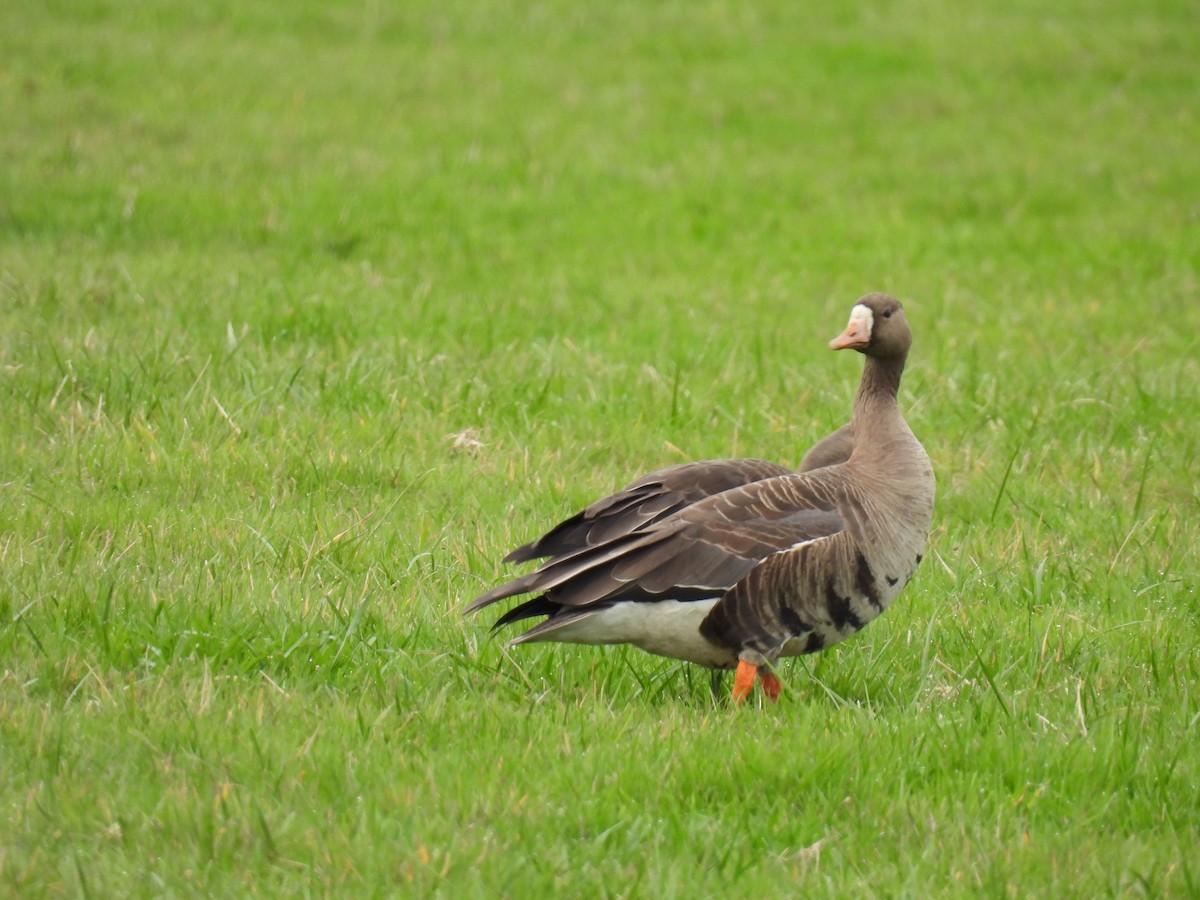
[467,473,847,633]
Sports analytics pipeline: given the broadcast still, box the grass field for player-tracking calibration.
[2,0,1198,895]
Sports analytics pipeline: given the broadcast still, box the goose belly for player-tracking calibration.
[537,598,738,668]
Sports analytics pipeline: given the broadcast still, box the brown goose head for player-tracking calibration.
[828,293,911,362]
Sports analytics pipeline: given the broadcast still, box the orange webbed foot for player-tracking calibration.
[731,660,782,704]
[732,660,757,704]
[724,662,782,705]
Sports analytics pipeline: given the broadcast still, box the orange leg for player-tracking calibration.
[732,660,757,704]
[759,669,782,701]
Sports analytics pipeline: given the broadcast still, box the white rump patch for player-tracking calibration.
[524,598,737,668]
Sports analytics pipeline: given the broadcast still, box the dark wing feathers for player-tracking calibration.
[507,607,606,644]
[491,595,559,629]
[473,436,855,635]
[501,430,856,566]
[465,572,538,612]
[506,425,856,566]
[468,474,847,615]
[501,458,793,564]
[466,529,666,614]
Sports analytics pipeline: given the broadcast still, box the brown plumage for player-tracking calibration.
[466,294,935,702]
[502,427,855,565]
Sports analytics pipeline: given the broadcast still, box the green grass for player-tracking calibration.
[2,0,1198,895]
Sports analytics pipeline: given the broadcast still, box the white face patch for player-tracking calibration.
[847,303,874,339]
[829,302,877,351]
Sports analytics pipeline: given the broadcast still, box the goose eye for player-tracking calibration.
[882,309,894,319]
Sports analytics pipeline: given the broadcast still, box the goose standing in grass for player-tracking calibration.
[467,294,935,703]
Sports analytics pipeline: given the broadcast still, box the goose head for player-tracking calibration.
[828,293,911,361]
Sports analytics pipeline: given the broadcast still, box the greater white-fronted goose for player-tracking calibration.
[467,294,934,703]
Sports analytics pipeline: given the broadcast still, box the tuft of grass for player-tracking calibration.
[2,0,1198,895]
